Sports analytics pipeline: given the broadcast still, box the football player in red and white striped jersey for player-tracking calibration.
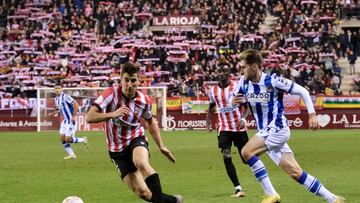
[206,61,249,198]
[86,62,183,203]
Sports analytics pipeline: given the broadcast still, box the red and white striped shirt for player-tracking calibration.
[208,81,247,132]
[94,85,152,152]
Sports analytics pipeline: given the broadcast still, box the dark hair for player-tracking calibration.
[240,49,262,68]
[218,58,230,68]
[121,62,140,76]
[55,80,64,87]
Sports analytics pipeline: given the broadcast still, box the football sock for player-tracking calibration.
[235,185,243,191]
[145,173,164,203]
[143,193,176,203]
[62,141,75,156]
[162,193,177,203]
[223,157,241,187]
[297,171,336,203]
[72,137,84,143]
[247,155,277,195]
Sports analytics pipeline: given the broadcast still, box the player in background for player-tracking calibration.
[85,62,183,203]
[206,61,249,198]
[231,49,345,203]
[54,85,88,160]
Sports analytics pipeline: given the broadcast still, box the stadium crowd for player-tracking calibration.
[0,0,359,98]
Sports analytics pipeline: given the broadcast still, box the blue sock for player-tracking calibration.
[248,156,277,195]
[62,141,70,148]
[297,171,336,202]
[72,137,78,143]
[62,141,74,156]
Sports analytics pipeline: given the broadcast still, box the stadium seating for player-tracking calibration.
[0,0,358,98]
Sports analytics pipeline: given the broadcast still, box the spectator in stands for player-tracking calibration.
[347,48,357,75]
[0,0,354,98]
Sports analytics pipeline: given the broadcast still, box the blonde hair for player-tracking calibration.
[240,49,262,68]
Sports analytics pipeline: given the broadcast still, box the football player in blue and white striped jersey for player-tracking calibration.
[54,85,88,160]
[231,49,344,203]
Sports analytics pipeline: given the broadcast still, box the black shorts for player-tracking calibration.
[217,131,249,151]
[109,136,148,180]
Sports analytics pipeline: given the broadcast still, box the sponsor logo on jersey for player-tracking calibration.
[218,106,238,113]
[246,93,271,103]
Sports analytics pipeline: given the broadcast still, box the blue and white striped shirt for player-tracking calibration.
[55,92,75,124]
[232,73,294,131]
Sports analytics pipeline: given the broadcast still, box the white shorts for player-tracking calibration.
[256,126,293,165]
[59,121,77,137]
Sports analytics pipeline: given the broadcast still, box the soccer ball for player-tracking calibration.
[62,196,84,203]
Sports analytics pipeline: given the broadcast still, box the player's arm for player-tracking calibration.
[230,77,246,106]
[231,93,247,106]
[144,117,176,163]
[55,108,60,117]
[206,102,216,132]
[290,83,319,130]
[273,74,318,130]
[86,87,130,123]
[71,101,79,123]
[85,105,129,123]
[49,108,60,117]
[238,103,250,129]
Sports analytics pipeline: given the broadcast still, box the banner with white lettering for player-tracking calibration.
[0,113,103,131]
[161,109,360,130]
[0,98,43,110]
[153,15,200,26]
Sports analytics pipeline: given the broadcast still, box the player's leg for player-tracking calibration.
[234,131,249,164]
[67,123,88,147]
[241,133,278,200]
[218,131,244,197]
[60,122,76,159]
[123,171,153,201]
[233,130,250,197]
[132,146,166,203]
[110,151,153,201]
[280,152,345,203]
[63,134,76,159]
[123,171,183,203]
[132,138,180,203]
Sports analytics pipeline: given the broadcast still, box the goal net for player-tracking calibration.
[36,86,168,132]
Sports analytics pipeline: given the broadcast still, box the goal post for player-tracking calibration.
[36,86,168,132]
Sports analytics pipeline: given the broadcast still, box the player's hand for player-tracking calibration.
[309,113,319,130]
[53,111,59,117]
[237,118,246,129]
[232,94,246,106]
[160,145,176,163]
[50,110,59,117]
[206,121,213,132]
[112,106,130,118]
[71,117,76,124]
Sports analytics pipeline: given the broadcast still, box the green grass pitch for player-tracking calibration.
[0,129,359,203]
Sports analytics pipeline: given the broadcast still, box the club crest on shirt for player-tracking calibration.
[279,78,289,86]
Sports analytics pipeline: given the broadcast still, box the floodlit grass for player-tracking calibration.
[0,129,359,203]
